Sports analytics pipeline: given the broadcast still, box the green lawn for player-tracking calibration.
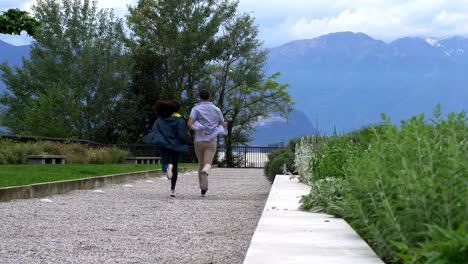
[0,164,195,188]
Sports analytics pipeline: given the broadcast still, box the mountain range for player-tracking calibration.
[0,40,30,92]
[2,32,468,144]
[267,32,468,134]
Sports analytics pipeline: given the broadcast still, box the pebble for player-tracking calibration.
[0,169,271,264]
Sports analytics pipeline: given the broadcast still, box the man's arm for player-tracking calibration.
[187,118,194,129]
[217,108,227,128]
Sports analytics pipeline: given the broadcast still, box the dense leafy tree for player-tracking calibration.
[124,0,292,152]
[203,14,292,165]
[123,0,238,141]
[0,0,129,142]
[0,8,41,37]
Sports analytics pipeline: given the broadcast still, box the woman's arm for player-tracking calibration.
[177,119,188,144]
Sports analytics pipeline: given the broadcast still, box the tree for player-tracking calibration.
[203,14,293,165]
[123,0,238,141]
[0,8,41,37]
[0,0,130,142]
[124,0,292,150]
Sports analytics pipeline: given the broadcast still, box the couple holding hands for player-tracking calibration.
[144,90,227,197]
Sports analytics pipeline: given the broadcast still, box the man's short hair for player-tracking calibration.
[199,89,210,100]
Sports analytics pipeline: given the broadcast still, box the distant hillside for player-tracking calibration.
[2,33,468,143]
[249,110,317,146]
[267,32,468,134]
[0,40,30,93]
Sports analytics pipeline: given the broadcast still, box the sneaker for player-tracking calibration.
[170,189,175,197]
[201,164,211,176]
[201,189,207,197]
[167,163,173,180]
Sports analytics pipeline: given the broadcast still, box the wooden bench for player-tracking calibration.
[27,155,66,164]
[124,157,161,165]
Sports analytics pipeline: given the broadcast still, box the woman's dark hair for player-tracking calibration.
[199,89,210,100]
[156,99,179,118]
[173,100,181,113]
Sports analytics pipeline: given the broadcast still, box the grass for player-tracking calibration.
[0,163,196,188]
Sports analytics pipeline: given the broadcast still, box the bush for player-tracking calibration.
[0,140,130,164]
[84,147,128,164]
[294,136,319,183]
[311,136,358,180]
[297,107,468,263]
[217,152,245,168]
[309,125,385,182]
[62,144,88,163]
[340,111,468,262]
[264,138,298,182]
[395,225,468,264]
[299,177,345,215]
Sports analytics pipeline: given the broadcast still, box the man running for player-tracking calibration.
[187,90,226,197]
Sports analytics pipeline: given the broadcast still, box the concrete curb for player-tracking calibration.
[0,167,194,202]
[243,175,384,264]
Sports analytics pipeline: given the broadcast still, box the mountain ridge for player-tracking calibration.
[267,32,468,134]
[1,32,467,142]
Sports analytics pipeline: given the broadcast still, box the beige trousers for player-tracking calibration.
[194,139,217,190]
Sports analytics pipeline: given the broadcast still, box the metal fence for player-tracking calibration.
[216,146,283,168]
[0,135,283,167]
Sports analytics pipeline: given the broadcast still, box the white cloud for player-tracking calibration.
[0,0,35,11]
[2,0,468,46]
[244,0,468,46]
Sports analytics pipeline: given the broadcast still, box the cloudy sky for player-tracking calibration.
[2,0,468,47]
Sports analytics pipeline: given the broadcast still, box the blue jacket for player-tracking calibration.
[143,116,188,152]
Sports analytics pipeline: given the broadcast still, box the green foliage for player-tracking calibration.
[124,0,292,146]
[311,136,357,180]
[123,0,238,141]
[341,111,468,262]
[299,177,345,215]
[0,8,41,36]
[0,0,130,143]
[298,108,468,263]
[217,152,245,168]
[206,13,293,153]
[0,140,129,164]
[308,127,378,181]
[394,224,468,264]
[264,139,297,182]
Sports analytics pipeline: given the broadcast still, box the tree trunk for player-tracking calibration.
[225,123,234,167]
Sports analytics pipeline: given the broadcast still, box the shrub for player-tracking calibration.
[85,147,129,164]
[299,177,345,215]
[395,225,468,264]
[297,107,467,263]
[107,147,128,164]
[62,144,88,163]
[294,136,317,183]
[217,152,245,168]
[0,139,130,164]
[264,138,298,182]
[341,110,468,262]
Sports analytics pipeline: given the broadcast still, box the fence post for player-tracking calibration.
[244,147,247,168]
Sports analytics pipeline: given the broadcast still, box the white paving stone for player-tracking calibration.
[243,175,384,264]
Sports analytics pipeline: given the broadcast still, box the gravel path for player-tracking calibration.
[0,168,271,264]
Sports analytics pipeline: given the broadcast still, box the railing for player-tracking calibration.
[0,135,283,168]
[216,146,284,168]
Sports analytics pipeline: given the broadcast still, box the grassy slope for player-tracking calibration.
[0,164,195,188]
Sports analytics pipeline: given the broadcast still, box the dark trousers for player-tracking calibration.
[160,147,180,190]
